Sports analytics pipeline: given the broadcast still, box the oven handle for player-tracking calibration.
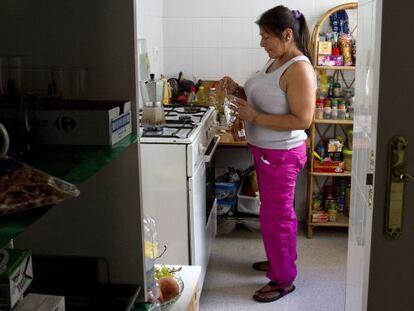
[204,135,220,163]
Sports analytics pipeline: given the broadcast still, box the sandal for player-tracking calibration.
[252,260,269,272]
[253,282,295,303]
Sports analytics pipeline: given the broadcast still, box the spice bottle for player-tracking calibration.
[315,99,324,119]
[338,99,346,119]
[324,101,332,119]
[333,82,341,97]
[331,99,338,119]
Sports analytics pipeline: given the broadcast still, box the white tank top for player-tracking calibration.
[244,55,311,150]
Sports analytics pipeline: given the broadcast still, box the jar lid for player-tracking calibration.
[343,148,353,155]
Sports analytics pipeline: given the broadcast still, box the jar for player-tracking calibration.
[342,88,354,99]
[323,102,332,119]
[347,106,354,120]
[328,209,338,222]
[315,99,324,119]
[338,100,346,119]
[312,194,322,211]
[333,82,341,97]
[343,148,353,171]
[331,102,338,119]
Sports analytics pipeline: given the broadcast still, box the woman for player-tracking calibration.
[220,5,315,303]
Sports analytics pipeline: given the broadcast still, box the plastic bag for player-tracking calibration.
[143,215,161,310]
[0,157,80,215]
[223,95,237,126]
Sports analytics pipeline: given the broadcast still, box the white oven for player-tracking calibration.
[139,106,219,290]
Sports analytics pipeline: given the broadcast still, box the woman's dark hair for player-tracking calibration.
[256,5,312,64]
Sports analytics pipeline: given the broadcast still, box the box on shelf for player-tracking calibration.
[0,249,33,310]
[313,159,344,173]
[14,293,65,311]
[237,173,260,215]
[34,100,132,145]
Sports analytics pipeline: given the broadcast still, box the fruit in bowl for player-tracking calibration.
[158,276,180,302]
[155,265,184,310]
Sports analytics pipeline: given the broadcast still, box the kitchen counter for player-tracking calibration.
[217,129,247,147]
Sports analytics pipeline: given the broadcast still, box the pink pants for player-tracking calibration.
[249,143,307,286]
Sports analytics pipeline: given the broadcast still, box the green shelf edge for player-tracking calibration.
[0,134,138,248]
[28,133,138,183]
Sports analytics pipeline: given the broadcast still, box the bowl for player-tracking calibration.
[160,274,184,311]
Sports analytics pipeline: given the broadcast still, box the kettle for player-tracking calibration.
[145,74,165,103]
[141,101,165,131]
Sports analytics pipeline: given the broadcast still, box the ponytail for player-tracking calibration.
[295,14,313,65]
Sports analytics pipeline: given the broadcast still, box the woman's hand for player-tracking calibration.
[219,76,239,94]
[231,96,260,123]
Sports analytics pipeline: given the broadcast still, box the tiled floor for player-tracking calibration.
[200,223,348,311]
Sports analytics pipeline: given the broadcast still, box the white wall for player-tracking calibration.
[162,0,357,83]
[136,0,164,80]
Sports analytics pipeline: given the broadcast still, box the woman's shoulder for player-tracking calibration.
[285,57,314,77]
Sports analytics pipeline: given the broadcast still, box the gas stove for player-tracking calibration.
[139,105,216,144]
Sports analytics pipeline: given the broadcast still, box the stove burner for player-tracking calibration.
[179,115,192,122]
[183,106,203,114]
[143,127,164,135]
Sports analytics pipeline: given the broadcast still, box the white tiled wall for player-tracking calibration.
[159,0,357,83]
[137,0,357,82]
[136,0,164,79]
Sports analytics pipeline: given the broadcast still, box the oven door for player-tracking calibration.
[205,135,220,220]
[188,135,219,289]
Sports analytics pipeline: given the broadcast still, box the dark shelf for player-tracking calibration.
[25,133,138,183]
[0,133,138,248]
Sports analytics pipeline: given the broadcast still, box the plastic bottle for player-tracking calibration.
[208,87,218,110]
[331,100,338,119]
[319,70,329,97]
[196,86,206,105]
[232,116,246,142]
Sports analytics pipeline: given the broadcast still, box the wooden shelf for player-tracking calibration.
[313,119,353,125]
[307,1,357,239]
[314,65,355,71]
[310,171,352,177]
[308,213,349,227]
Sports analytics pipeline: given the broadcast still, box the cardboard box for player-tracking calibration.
[35,100,132,145]
[0,249,33,310]
[15,294,65,311]
[313,159,344,173]
[318,41,332,55]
